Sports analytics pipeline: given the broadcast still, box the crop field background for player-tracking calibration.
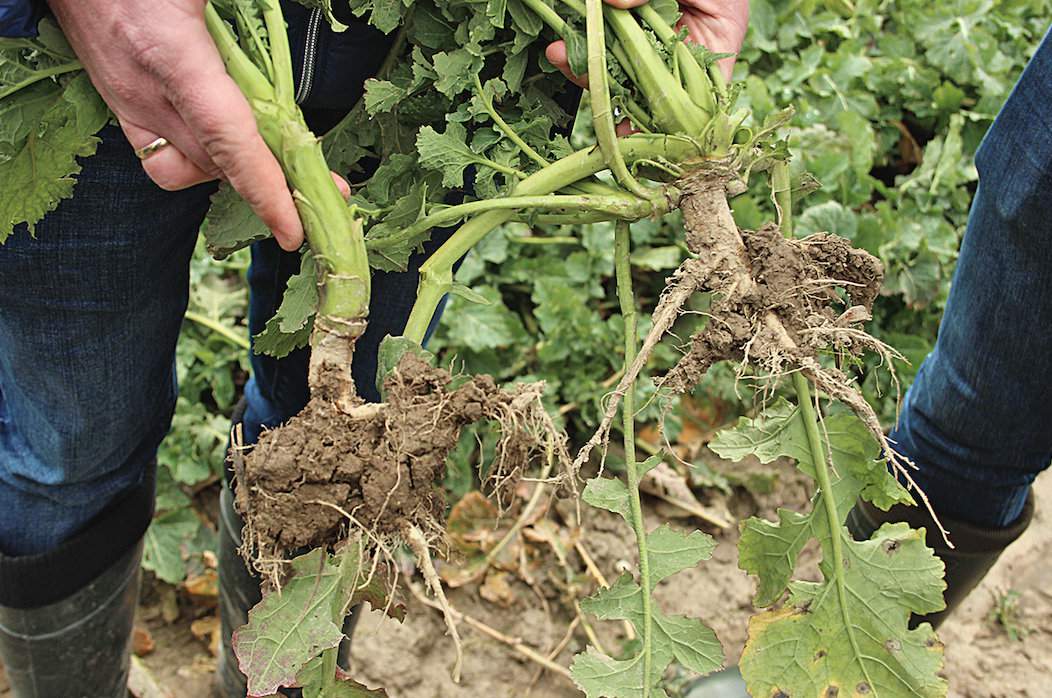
[3,1,1049,696]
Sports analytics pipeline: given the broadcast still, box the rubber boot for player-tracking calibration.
[0,471,154,698]
[847,489,1035,629]
[216,402,361,698]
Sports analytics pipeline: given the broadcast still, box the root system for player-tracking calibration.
[575,175,896,472]
[233,352,567,577]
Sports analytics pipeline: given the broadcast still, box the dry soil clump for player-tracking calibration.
[233,353,560,570]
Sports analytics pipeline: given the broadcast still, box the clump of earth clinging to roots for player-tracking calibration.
[576,171,911,489]
[232,352,569,582]
[231,351,569,682]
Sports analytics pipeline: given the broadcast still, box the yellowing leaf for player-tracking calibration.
[741,523,947,698]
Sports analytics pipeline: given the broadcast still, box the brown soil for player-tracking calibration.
[235,353,554,569]
[1,472,1046,698]
[347,469,1052,698]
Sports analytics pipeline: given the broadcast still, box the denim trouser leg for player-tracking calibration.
[890,29,1052,528]
[0,5,404,561]
[0,125,215,556]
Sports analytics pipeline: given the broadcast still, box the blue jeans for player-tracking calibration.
[891,28,1052,529]
[0,5,449,560]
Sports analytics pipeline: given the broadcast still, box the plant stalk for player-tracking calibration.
[206,2,371,328]
[634,4,716,115]
[400,134,701,343]
[369,193,659,256]
[585,0,650,198]
[781,159,873,689]
[791,371,873,689]
[614,221,653,695]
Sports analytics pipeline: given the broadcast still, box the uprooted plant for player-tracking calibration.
[1,0,953,695]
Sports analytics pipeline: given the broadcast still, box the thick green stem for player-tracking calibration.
[520,0,573,35]
[260,1,294,105]
[400,135,701,343]
[602,7,708,136]
[614,221,653,696]
[205,5,273,103]
[538,0,638,85]
[585,0,649,198]
[206,3,370,325]
[782,159,872,689]
[634,4,716,114]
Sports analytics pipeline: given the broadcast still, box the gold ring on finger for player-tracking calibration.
[134,137,171,160]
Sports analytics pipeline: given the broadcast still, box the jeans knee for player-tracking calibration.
[0,375,174,503]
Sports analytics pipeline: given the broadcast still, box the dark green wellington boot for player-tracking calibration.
[846,489,1035,629]
[215,402,361,698]
[0,471,154,698]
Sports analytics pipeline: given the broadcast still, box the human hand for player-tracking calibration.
[48,0,348,251]
[546,0,749,89]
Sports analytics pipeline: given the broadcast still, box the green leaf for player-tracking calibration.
[416,122,513,188]
[630,245,683,271]
[709,398,809,465]
[581,476,632,522]
[796,200,858,240]
[203,183,271,258]
[715,399,913,605]
[252,252,318,357]
[142,508,203,584]
[741,523,947,698]
[576,575,723,690]
[737,508,811,607]
[303,679,387,698]
[368,0,404,33]
[234,547,368,697]
[442,286,527,350]
[638,453,663,477]
[645,524,715,590]
[571,648,655,698]
[297,657,388,697]
[253,314,312,358]
[0,72,107,239]
[652,610,722,677]
[277,253,318,333]
[431,49,482,98]
[364,78,406,116]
